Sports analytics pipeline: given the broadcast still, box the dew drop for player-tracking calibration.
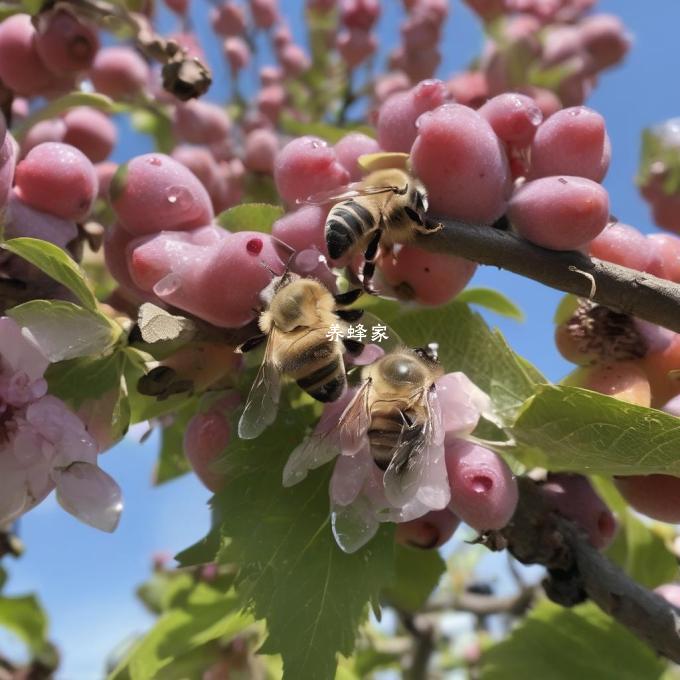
[153,273,182,297]
[165,185,192,208]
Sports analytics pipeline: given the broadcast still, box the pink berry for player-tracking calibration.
[580,14,630,72]
[540,473,617,549]
[62,107,117,163]
[271,205,329,257]
[478,93,543,147]
[35,10,99,76]
[379,246,477,305]
[446,71,489,109]
[0,15,54,96]
[0,132,17,210]
[89,46,149,99]
[20,118,67,158]
[410,103,511,224]
[589,223,652,272]
[274,136,350,206]
[508,176,610,250]
[278,43,311,77]
[15,143,98,221]
[174,100,231,145]
[445,441,518,531]
[336,29,377,69]
[377,79,449,153]
[171,146,221,197]
[110,153,214,235]
[224,37,251,72]
[395,509,460,549]
[250,0,278,28]
[211,2,247,36]
[341,0,380,30]
[646,234,680,282]
[95,161,118,200]
[614,475,680,524]
[333,132,380,181]
[243,128,280,174]
[184,398,238,492]
[529,106,611,182]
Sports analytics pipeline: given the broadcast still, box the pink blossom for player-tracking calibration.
[0,317,122,531]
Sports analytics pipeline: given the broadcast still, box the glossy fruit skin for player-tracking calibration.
[614,475,680,524]
[563,361,651,407]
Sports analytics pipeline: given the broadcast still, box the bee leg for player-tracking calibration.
[342,338,365,356]
[333,288,363,306]
[236,333,267,354]
[362,230,382,292]
[421,215,444,233]
[336,308,364,322]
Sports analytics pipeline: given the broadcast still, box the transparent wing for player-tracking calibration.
[338,379,372,455]
[383,387,448,510]
[357,311,403,356]
[301,182,401,207]
[282,426,342,487]
[237,332,282,440]
[331,494,380,554]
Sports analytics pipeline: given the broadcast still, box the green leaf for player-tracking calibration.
[153,401,197,485]
[46,351,126,407]
[216,203,285,233]
[0,595,48,654]
[509,385,680,475]
[382,545,446,612]
[8,300,118,361]
[456,288,524,321]
[3,238,98,311]
[607,511,678,589]
[13,93,117,142]
[377,301,544,424]
[211,401,396,680]
[109,582,252,680]
[480,600,665,680]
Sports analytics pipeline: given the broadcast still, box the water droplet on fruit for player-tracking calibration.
[165,185,191,208]
[153,273,182,297]
[147,156,162,166]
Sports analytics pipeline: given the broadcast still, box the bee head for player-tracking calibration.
[413,343,439,365]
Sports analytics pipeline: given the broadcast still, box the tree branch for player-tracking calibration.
[415,221,680,333]
[483,477,680,662]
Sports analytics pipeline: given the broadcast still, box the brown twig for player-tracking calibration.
[483,477,680,662]
[415,221,680,333]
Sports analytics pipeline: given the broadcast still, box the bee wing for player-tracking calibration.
[338,379,372,455]
[353,311,403,358]
[283,381,370,486]
[301,182,400,207]
[282,427,342,487]
[382,387,449,510]
[331,494,380,554]
[237,332,282,440]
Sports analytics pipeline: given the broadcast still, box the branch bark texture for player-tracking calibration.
[485,478,680,662]
[415,221,680,333]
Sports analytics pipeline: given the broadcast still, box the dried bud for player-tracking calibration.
[162,57,212,100]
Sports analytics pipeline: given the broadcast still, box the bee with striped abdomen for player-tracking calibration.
[306,167,441,289]
[236,273,365,439]
[283,343,446,511]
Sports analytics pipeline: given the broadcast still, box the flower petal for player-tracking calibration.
[331,494,379,554]
[55,462,122,532]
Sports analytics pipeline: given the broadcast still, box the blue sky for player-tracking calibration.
[4,1,680,678]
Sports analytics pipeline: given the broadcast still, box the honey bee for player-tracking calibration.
[283,344,447,510]
[236,273,365,439]
[305,167,441,289]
